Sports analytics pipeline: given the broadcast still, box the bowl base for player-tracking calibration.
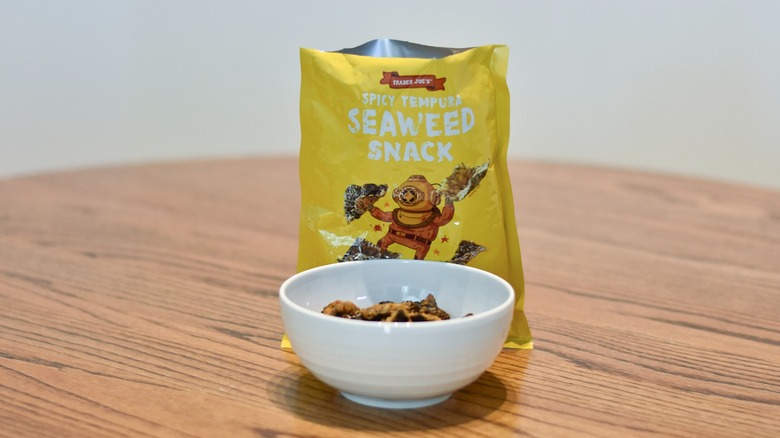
[341,392,451,409]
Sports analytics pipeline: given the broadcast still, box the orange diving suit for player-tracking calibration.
[370,175,454,260]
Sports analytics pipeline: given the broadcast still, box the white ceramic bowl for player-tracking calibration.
[279,259,514,409]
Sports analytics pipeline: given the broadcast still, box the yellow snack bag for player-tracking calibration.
[293,40,531,349]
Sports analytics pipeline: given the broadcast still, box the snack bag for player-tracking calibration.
[293,39,531,349]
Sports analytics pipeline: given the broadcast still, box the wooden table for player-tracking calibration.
[1,157,778,437]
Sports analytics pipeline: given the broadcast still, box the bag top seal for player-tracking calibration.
[335,39,472,59]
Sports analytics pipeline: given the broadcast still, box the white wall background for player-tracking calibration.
[1,0,779,189]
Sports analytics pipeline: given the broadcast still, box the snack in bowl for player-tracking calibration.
[279,260,514,409]
[322,293,451,322]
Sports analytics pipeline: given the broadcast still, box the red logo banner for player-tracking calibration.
[380,71,446,91]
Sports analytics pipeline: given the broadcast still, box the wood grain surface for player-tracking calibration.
[1,157,778,437]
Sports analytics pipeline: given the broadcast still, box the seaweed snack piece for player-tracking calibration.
[322,300,362,319]
[361,294,450,322]
[415,293,452,320]
[344,183,388,222]
[337,237,401,262]
[439,162,489,202]
[449,240,487,265]
[321,293,451,322]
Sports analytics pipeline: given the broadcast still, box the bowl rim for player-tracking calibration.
[279,259,515,329]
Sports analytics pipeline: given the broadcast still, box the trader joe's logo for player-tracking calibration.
[380,71,446,91]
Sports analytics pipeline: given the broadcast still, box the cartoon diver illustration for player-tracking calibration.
[369,175,454,260]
